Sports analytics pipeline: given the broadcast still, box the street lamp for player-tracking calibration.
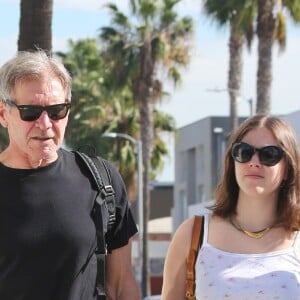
[102,132,143,284]
[207,87,253,116]
[213,127,224,184]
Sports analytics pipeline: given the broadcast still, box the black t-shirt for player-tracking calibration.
[0,149,137,300]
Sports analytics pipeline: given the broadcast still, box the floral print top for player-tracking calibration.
[195,214,300,300]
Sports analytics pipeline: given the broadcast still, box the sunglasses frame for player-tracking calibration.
[5,99,71,121]
[231,142,284,166]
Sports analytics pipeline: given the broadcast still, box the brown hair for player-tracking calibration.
[211,114,300,232]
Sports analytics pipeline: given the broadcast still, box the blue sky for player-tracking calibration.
[1,0,300,180]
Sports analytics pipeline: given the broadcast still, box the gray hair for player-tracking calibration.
[0,50,72,101]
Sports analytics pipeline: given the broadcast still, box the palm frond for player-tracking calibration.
[275,10,287,52]
[284,0,300,21]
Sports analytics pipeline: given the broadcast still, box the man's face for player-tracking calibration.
[2,76,69,168]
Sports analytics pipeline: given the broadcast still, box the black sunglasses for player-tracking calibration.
[231,142,284,166]
[5,99,71,121]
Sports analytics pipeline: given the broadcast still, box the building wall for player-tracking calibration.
[149,182,173,220]
[174,117,211,229]
[284,111,300,143]
[173,116,246,230]
[131,181,173,223]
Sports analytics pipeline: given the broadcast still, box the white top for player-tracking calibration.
[195,214,300,300]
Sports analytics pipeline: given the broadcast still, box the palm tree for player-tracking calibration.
[203,0,256,132]
[99,0,193,295]
[56,39,109,148]
[57,39,138,187]
[256,0,300,113]
[57,38,176,203]
[18,0,53,52]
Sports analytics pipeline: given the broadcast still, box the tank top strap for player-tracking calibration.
[201,212,210,247]
[293,230,300,256]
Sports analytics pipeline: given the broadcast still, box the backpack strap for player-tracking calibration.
[185,215,204,300]
[73,150,116,300]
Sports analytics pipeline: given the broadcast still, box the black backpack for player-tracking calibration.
[73,151,116,300]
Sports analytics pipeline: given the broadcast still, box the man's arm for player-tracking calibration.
[106,237,141,299]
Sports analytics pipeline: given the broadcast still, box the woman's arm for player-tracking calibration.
[161,217,195,300]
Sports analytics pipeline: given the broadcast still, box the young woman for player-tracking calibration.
[162,114,300,300]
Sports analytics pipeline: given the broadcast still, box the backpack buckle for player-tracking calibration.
[104,185,114,195]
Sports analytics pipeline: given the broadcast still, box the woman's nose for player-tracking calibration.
[248,152,261,167]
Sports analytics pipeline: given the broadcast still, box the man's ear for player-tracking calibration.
[0,100,8,128]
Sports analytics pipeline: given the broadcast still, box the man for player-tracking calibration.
[0,50,140,300]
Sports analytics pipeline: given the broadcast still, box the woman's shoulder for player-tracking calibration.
[175,215,201,234]
[170,215,206,253]
[165,217,196,263]
[176,213,210,233]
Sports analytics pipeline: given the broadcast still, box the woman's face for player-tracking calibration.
[234,127,287,199]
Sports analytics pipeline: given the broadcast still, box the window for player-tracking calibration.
[187,148,196,205]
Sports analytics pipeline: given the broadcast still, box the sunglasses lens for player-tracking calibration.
[19,106,43,121]
[231,143,254,163]
[259,146,283,166]
[18,103,70,121]
[232,142,283,166]
[47,104,70,120]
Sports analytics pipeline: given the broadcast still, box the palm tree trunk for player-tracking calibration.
[256,0,276,114]
[134,28,154,297]
[140,98,153,297]
[18,0,53,52]
[228,19,245,132]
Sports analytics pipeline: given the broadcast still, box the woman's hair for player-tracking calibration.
[212,114,300,231]
[0,50,72,101]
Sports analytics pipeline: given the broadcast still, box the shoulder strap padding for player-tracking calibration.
[73,150,116,231]
[73,150,116,300]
